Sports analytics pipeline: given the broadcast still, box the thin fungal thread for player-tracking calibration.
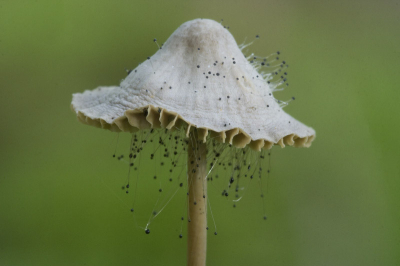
[110,125,272,235]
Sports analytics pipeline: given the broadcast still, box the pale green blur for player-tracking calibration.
[0,0,399,265]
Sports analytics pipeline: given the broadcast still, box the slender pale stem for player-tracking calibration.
[187,133,207,266]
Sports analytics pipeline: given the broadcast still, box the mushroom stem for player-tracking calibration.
[187,131,208,266]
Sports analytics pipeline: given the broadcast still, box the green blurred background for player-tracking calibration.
[1,0,399,265]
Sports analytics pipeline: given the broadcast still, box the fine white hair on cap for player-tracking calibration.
[71,18,315,151]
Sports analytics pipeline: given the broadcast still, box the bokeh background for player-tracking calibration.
[1,0,399,265]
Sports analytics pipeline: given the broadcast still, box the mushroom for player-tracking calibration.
[71,18,315,266]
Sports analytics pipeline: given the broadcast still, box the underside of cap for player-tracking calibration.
[73,102,314,151]
[71,18,315,151]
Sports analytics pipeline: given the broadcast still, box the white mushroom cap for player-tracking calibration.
[71,19,315,151]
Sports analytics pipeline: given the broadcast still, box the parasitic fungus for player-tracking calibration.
[71,18,315,266]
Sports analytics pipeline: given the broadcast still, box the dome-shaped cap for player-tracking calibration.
[71,19,315,151]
